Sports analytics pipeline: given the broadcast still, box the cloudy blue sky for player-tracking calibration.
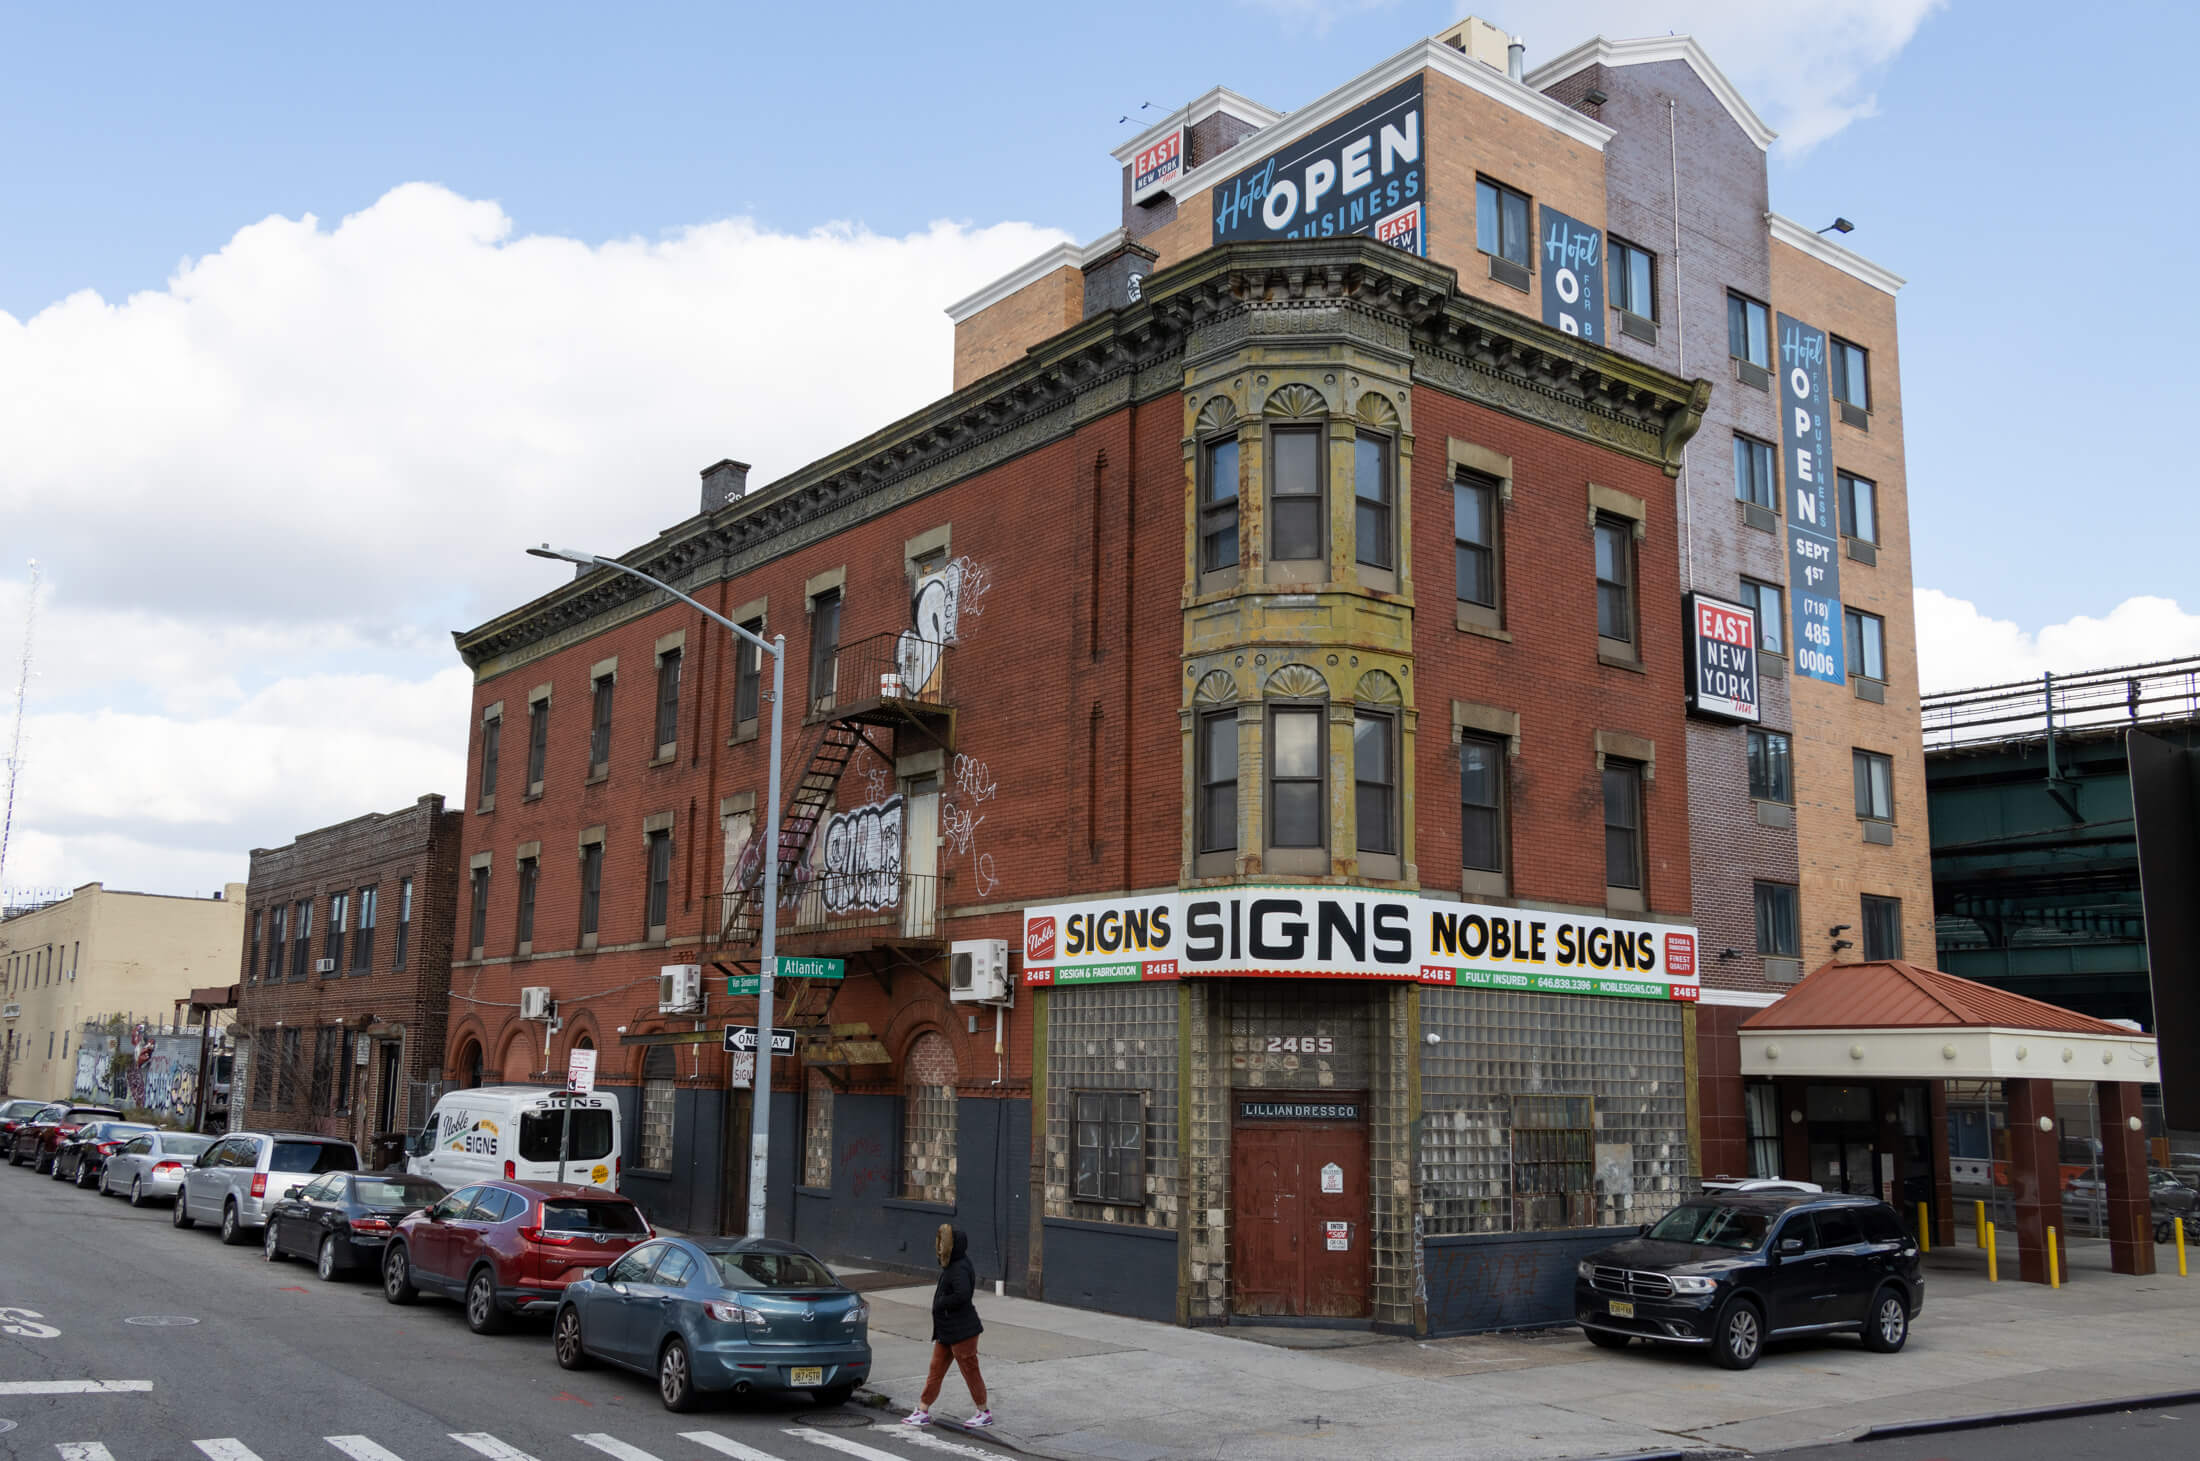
[2,0,2194,897]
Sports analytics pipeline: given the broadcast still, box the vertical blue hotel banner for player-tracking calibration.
[1779,312,1845,683]
[1538,206,1603,343]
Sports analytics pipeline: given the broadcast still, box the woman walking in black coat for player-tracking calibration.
[904,1223,993,1428]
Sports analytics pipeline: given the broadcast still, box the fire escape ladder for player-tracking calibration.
[719,717,867,946]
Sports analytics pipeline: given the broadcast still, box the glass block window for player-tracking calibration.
[803,1072,833,1189]
[902,1031,957,1205]
[639,1045,676,1171]
[1046,983,1179,1224]
[1420,988,1689,1237]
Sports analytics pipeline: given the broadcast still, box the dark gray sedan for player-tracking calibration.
[264,1171,449,1281]
[552,1237,870,1411]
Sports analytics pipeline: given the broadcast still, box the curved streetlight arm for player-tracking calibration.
[525,541,786,1239]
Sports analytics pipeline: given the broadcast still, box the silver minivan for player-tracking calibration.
[174,1130,360,1245]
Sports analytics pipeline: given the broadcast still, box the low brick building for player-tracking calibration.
[234,795,462,1154]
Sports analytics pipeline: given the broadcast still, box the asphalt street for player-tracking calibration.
[0,1159,1008,1461]
[1760,1402,2200,1460]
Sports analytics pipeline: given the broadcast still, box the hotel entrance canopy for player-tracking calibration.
[1738,959,2158,1082]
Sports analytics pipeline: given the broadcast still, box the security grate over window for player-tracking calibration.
[1511,1094,1594,1232]
[1074,1090,1145,1205]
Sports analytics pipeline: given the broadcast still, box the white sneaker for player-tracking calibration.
[966,1410,996,1428]
[902,1409,932,1426]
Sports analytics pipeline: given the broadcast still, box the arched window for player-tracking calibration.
[457,1038,485,1090]
[901,1032,957,1204]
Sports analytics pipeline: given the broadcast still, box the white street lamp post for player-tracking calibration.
[528,545,785,1239]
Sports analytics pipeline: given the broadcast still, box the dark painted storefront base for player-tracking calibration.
[791,1094,1030,1293]
[1041,1217,1180,1325]
[1423,1226,1622,1335]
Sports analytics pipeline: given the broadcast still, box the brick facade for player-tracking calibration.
[235,795,461,1154]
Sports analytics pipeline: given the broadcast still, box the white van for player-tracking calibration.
[406,1085,622,1191]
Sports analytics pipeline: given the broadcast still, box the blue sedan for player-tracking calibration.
[553,1236,870,1412]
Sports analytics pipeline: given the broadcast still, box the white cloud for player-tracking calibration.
[1915,590,2200,695]
[1377,1,1946,153]
[0,186,1069,895]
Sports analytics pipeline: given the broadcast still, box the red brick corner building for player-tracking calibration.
[448,16,1921,1336]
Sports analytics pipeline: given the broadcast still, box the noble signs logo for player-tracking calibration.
[1025,916,1056,962]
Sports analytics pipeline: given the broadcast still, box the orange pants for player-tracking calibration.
[919,1336,987,1408]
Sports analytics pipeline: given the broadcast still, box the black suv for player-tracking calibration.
[1575,1192,1922,1370]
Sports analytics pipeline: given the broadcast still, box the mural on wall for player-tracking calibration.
[821,796,904,913]
[73,1022,208,1119]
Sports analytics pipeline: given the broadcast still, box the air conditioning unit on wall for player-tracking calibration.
[659,964,703,1014]
[519,986,555,1021]
[949,940,1010,1004]
[313,958,336,974]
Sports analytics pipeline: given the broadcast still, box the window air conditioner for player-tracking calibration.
[519,986,555,1021]
[658,964,704,1014]
[313,958,336,974]
[949,940,1010,1004]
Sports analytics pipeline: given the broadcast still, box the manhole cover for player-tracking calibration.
[800,1412,873,1429]
[124,1315,200,1327]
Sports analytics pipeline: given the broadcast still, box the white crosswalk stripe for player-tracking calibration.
[872,1428,1005,1460]
[681,1431,785,1460]
[327,1438,411,1461]
[573,1435,666,1461]
[450,1436,543,1461]
[193,1443,264,1461]
[55,1445,117,1461]
[786,1427,999,1461]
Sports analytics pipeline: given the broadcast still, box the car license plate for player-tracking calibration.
[791,1367,824,1387]
[1608,1300,1635,1319]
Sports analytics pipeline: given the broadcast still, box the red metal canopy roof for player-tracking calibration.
[1740,960,2134,1035]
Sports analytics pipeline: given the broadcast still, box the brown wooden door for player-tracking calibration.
[1302,1123,1371,1318]
[1232,1125,1301,1316]
[1231,1121,1371,1318]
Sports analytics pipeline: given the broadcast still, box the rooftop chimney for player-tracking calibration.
[700,459,751,514]
[1507,35,1525,82]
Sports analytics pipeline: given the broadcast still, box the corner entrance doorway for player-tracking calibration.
[1230,1094,1369,1319]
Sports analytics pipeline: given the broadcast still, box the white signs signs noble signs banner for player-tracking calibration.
[1023,890,1698,1002]
[566,1047,597,1095]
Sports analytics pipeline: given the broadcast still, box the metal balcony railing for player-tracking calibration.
[723,869,944,947]
[807,629,951,719]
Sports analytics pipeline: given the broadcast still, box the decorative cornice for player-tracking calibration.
[1766,213,1906,296]
[1525,34,1776,153]
[456,238,1706,673]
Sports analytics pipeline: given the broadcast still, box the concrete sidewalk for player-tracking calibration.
[849,1240,2200,1460]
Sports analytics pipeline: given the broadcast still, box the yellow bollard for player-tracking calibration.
[2049,1225,2061,1288]
[1985,1221,1998,1282]
[1976,1199,1987,1250]
[1918,1202,1931,1253]
[2178,1217,2188,1278]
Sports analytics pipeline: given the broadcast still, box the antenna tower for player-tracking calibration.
[0,559,40,895]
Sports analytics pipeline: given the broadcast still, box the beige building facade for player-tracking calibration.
[0,882,246,1100]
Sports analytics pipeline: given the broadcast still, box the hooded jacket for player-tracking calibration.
[930,1223,984,1345]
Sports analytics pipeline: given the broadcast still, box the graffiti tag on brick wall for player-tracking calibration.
[821,796,903,913]
[841,1134,887,1200]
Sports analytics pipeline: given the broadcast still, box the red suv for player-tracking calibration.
[381,1179,650,1334]
[8,1103,125,1173]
